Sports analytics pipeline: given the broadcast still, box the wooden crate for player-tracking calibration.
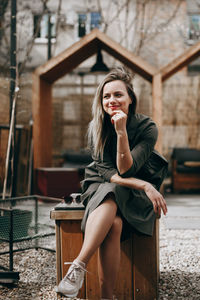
[50,209,159,300]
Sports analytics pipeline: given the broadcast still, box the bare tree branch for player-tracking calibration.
[144,0,183,44]
[52,0,62,56]
[96,0,108,31]
[134,0,147,54]
[18,0,50,74]
[101,0,129,33]
[132,0,183,54]
[124,0,130,48]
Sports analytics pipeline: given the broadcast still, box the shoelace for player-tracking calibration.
[64,261,87,283]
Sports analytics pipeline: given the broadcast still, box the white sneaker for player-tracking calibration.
[54,259,86,298]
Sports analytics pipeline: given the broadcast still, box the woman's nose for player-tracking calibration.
[109,95,117,103]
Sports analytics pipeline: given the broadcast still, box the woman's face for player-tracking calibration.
[102,80,132,116]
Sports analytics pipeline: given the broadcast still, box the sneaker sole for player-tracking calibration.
[54,286,78,298]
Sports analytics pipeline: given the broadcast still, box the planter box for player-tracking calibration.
[0,209,32,241]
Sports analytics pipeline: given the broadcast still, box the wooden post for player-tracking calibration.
[32,74,52,169]
[152,73,162,154]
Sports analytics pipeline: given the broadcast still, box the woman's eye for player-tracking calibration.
[116,93,122,97]
[103,95,109,99]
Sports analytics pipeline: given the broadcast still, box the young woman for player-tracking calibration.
[55,67,168,299]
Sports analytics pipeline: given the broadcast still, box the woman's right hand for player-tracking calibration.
[111,174,167,216]
[144,183,167,216]
[111,110,127,135]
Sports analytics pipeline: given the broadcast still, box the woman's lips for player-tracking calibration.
[109,106,119,110]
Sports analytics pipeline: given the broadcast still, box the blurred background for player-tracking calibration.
[0,0,200,198]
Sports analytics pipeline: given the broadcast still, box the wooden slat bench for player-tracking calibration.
[171,148,200,193]
[50,197,159,300]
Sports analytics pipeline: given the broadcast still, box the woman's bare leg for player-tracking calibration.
[98,216,122,299]
[76,197,117,265]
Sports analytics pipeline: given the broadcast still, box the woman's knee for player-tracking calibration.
[110,216,123,237]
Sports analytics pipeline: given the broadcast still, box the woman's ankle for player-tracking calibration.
[74,258,86,268]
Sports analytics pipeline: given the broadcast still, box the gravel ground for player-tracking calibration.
[0,218,200,300]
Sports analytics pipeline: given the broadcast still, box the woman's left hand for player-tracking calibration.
[144,183,168,216]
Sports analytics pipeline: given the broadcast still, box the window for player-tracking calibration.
[33,14,56,42]
[78,13,87,37]
[188,57,200,74]
[90,12,101,31]
[77,12,101,38]
[188,15,200,42]
[188,15,200,74]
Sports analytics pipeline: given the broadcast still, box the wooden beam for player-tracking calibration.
[34,29,157,84]
[34,30,100,83]
[161,41,200,81]
[96,30,157,82]
[32,74,52,168]
[152,73,162,154]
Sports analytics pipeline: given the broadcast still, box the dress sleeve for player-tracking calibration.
[120,121,158,178]
[92,143,118,182]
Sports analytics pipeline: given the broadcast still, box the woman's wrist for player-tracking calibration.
[110,173,121,184]
[116,130,128,139]
[144,182,152,192]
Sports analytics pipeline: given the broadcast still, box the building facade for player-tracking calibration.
[0,0,200,172]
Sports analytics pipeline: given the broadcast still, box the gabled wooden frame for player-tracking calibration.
[160,40,200,82]
[32,29,159,169]
[32,29,200,169]
[153,40,200,156]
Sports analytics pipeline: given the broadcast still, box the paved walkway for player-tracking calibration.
[164,192,200,230]
[0,192,199,299]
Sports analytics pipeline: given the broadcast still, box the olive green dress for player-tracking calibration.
[80,113,168,238]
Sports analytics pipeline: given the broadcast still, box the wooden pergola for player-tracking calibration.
[32,28,200,169]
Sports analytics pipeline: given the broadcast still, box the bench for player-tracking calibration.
[50,194,160,300]
[171,148,200,193]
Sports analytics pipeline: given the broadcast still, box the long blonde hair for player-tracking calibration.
[88,67,137,159]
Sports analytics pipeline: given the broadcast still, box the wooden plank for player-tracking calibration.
[55,221,62,285]
[161,40,200,81]
[114,238,133,300]
[133,219,159,300]
[86,250,100,299]
[60,220,86,298]
[50,209,85,220]
[152,73,162,154]
[32,75,52,169]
